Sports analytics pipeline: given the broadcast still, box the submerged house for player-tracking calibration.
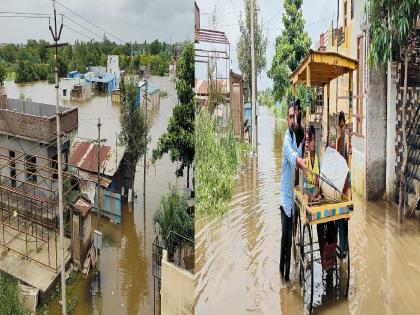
[136,81,160,109]
[86,73,117,94]
[70,82,92,101]
[68,138,131,223]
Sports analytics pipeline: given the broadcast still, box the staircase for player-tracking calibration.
[405,104,420,215]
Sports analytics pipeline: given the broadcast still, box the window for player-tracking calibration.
[25,155,37,183]
[351,0,354,19]
[63,89,67,97]
[9,151,16,188]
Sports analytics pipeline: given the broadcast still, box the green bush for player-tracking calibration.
[154,185,194,250]
[195,108,242,217]
[0,272,27,315]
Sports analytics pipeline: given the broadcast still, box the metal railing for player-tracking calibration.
[167,231,195,274]
[152,235,164,315]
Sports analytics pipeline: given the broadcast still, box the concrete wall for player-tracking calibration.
[385,63,398,200]
[366,66,387,199]
[160,250,194,315]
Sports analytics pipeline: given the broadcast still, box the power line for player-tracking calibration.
[63,24,94,41]
[0,11,53,16]
[53,0,125,43]
[0,15,49,19]
[63,14,103,40]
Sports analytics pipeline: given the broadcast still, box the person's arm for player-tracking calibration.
[284,133,307,174]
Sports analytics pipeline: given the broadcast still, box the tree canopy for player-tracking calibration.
[365,0,420,68]
[0,39,181,83]
[119,75,150,184]
[237,0,268,92]
[152,43,195,184]
[268,0,311,102]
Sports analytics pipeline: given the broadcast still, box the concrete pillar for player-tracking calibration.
[385,62,397,201]
[366,66,387,200]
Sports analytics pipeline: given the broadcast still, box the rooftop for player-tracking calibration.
[139,81,160,94]
[0,95,78,143]
[69,138,125,178]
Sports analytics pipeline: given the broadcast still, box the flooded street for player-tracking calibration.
[1,76,184,314]
[195,105,420,314]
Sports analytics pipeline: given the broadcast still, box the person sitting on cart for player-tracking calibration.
[306,124,320,200]
[280,103,307,282]
[336,111,350,258]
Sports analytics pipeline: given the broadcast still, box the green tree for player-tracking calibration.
[150,39,162,55]
[119,76,150,187]
[365,0,420,216]
[268,0,311,102]
[152,43,195,187]
[237,0,267,95]
[0,62,5,85]
[153,185,194,251]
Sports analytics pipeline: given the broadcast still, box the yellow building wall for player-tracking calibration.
[161,250,194,315]
[321,0,366,197]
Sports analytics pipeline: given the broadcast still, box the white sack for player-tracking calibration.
[319,147,349,199]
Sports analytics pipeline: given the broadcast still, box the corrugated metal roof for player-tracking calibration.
[90,73,115,83]
[69,138,126,177]
[138,81,160,95]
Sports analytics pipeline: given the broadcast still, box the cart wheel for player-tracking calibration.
[302,223,314,313]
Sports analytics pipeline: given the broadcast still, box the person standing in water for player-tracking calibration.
[336,111,351,257]
[280,103,307,282]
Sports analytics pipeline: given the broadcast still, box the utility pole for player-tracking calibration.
[47,1,68,314]
[250,0,257,151]
[143,80,148,213]
[97,118,101,230]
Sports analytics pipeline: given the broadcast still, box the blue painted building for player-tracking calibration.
[89,73,117,93]
[135,81,161,108]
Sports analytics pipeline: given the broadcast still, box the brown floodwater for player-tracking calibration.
[1,76,184,314]
[195,105,420,314]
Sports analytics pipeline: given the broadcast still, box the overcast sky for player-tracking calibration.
[0,0,193,44]
[195,0,337,90]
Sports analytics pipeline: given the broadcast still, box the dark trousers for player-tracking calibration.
[280,206,293,279]
[337,218,348,253]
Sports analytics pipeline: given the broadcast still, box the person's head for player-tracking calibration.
[309,124,316,153]
[288,104,295,132]
[338,111,346,136]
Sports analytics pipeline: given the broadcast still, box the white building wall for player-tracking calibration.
[107,55,120,87]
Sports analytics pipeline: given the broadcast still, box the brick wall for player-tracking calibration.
[0,107,78,143]
[394,87,420,178]
[0,94,6,109]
